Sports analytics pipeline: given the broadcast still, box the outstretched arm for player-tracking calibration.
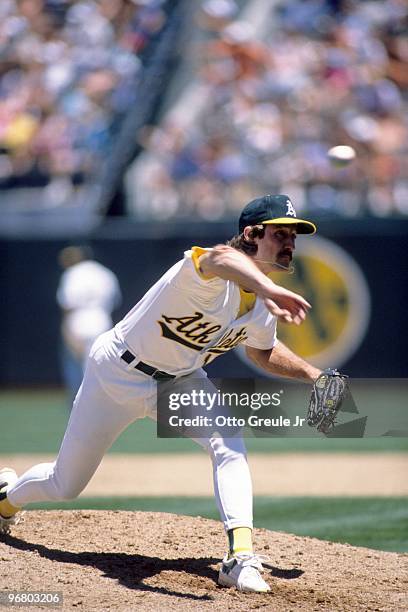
[198,245,311,325]
[246,341,321,383]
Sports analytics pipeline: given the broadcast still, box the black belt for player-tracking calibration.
[120,350,176,381]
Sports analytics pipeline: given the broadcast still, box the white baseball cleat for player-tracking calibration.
[218,553,271,593]
[0,468,21,535]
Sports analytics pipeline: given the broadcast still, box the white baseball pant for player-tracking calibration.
[7,330,253,531]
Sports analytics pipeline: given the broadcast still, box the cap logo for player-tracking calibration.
[285,200,297,217]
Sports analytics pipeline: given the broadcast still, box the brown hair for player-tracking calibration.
[226,224,265,255]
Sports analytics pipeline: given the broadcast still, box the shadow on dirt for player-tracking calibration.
[4,535,304,601]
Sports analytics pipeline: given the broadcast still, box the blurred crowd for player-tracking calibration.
[133,0,408,219]
[0,0,167,206]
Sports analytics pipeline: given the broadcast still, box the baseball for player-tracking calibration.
[327,145,356,167]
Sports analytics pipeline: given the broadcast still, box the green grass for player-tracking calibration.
[1,390,407,454]
[27,496,408,553]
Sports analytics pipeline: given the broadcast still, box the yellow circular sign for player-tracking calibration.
[239,236,371,371]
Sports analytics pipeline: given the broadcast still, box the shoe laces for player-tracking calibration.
[234,554,270,585]
[234,553,270,569]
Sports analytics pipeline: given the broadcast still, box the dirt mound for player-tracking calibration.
[0,511,407,611]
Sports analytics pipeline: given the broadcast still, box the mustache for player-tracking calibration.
[278,249,293,260]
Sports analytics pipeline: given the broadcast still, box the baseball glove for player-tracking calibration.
[307,368,349,434]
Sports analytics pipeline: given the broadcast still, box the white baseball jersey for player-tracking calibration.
[115,247,277,375]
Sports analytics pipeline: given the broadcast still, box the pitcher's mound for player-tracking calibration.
[0,511,406,611]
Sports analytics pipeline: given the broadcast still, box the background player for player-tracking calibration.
[57,245,122,404]
[1,194,321,593]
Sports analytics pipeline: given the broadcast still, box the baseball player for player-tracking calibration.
[0,194,321,594]
[57,245,122,403]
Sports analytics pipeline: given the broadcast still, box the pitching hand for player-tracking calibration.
[263,285,311,325]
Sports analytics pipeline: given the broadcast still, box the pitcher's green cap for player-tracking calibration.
[239,194,316,234]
